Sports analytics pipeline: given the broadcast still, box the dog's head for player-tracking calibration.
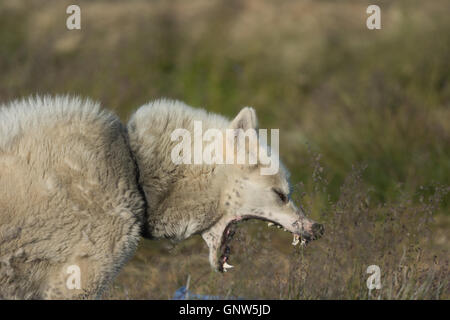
[201,107,324,272]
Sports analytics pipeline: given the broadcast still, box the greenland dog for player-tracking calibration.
[0,96,323,299]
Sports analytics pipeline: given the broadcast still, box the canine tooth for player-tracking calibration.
[301,238,307,247]
[292,234,300,246]
[223,262,234,269]
[268,222,274,227]
[283,228,287,232]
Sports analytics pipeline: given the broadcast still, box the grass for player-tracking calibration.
[106,156,449,300]
[0,0,448,299]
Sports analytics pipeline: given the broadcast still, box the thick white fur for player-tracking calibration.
[0,96,316,299]
[0,96,232,298]
[127,99,231,240]
[0,96,145,299]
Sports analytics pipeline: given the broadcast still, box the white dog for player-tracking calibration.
[0,96,323,299]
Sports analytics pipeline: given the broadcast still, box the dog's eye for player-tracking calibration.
[273,188,288,204]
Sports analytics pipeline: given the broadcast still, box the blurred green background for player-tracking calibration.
[0,0,448,299]
[1,0,448,206]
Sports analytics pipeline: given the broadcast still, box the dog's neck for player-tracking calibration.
[127,125,224,241]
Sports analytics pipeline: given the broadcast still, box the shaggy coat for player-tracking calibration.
[0,97,145,299]
[0,96,322,299]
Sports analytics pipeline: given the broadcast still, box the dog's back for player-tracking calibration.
[0,96,145,299]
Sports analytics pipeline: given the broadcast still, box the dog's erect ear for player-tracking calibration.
[229,107,258,130]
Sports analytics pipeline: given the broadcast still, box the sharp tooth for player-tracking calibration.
[301,238,307,247]
[223,262,234,269]
[292,234,300,246]
[283,228,287,232]
[277,225,281,229]
[268,222,274,227]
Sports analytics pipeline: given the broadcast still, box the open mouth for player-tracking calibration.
[217,216,313,272]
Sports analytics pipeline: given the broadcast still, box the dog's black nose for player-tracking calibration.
[312,223,324,239]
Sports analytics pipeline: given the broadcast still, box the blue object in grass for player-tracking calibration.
[173,286,242,300]
[173,286,220,300]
